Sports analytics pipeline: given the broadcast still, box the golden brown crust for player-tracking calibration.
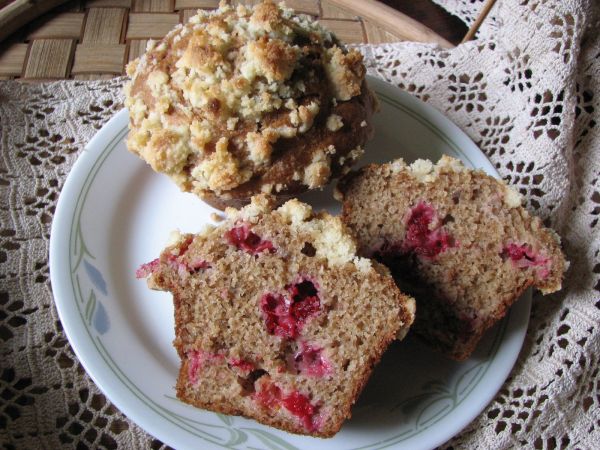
[203,85,375,209]
[124,1,374,208]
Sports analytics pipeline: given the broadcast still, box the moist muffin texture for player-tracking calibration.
[137,195,415,437]
[337,156,567,360]
[124,1,376,209]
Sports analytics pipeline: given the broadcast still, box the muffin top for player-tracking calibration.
[125,0,368,197]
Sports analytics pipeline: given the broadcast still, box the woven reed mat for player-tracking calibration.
[1,0,600,448]
[0,0,453,81]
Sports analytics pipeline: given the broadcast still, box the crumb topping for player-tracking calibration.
[389,156,478,181]
[326,114,344,131]
[125,0,367,196]
[303,148,332,188]
[337,145,363,167]
[389,156,524,208]
[224,195,372,269]
[503,185,523,208]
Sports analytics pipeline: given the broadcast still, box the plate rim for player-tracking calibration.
[49,76,531,450]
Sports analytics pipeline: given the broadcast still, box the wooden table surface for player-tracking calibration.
[0,0,468,81]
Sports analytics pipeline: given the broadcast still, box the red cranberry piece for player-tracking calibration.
[135,258,160,279]
[293,343,332,377]
[253,381,283,409]
[187,350,203,384]
[282,391,318,431]
[260,279,321,339]
[187,350,224,384]
[173,236,212,272]
[261,293,296,339]
[401,202,453,258]
[177,236,194,256]
[229,358,255,373]
[225,223,274,255]
[502,242,550,279]
[164,254,190,278]
[188,258,211,271]
[167,253,211,277]
[253,381,320,432]
[136,236,212,280]
[289,280,320,323]
[503,242,530,261]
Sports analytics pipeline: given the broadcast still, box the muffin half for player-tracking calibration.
[337,156,567,360]
[136,195,415,436]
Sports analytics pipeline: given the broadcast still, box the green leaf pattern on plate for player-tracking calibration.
[84,289,96,325]
[393,361,486,428]
[216,413,235,426]
[72,194,110,334]
[242,428,301,450]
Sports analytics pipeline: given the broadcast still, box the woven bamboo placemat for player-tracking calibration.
[0,0,452,81]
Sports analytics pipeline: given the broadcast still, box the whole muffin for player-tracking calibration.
[124,0,376,209]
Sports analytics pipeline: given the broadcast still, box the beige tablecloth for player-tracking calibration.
[1,0,599,447]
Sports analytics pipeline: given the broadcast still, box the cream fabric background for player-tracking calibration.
[1,0,598,448]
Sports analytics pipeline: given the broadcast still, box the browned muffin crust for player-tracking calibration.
[125,1,376,209]
[338,156,568,360]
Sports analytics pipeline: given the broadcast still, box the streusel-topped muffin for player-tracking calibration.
[125,1,376,209]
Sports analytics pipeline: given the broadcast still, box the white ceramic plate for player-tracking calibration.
[50,77,530,450]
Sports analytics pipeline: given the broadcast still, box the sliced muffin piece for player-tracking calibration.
[137,195,415,437]
[125,1,376,210]
[337,156,567,360]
